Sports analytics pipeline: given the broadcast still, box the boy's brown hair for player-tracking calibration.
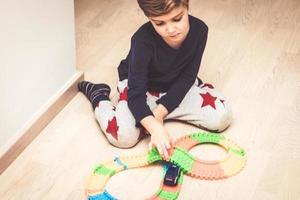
[137,0,189,17]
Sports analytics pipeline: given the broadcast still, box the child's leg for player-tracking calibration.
[94,79,145,148]
[165,81,232,132]
[78,80,144,148]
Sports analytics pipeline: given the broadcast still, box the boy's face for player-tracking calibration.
[149,5,189,45]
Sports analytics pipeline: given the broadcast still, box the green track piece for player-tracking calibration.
[177,171,184,184]
[157,190,180,200]
[147,148,163,163]
[229,147,246,157]
[170,147,195,174]
[190,132,225,144]
[94,164,116,177]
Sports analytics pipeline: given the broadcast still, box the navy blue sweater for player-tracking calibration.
[118,15,208,123]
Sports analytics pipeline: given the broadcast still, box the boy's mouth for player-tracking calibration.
[169,33,180,38]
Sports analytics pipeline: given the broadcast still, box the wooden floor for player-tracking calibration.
[1,0,300,199]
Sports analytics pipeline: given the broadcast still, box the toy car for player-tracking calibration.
[163,163,181,186]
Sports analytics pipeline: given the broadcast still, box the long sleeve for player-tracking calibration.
[127,37,154,123]
[157,25,208,113]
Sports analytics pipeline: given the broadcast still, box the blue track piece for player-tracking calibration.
[88,190,118,200]
[114,157,128,170]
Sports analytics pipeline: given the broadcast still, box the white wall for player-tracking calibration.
[0,0,76,148]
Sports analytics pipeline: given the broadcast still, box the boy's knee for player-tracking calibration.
[106,128,140,148]
[211,109,232,132]
[112,137,139,148]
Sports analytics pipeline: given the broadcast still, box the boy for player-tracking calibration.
[78,0,231,159]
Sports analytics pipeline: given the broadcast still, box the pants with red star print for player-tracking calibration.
[94,79,232,148]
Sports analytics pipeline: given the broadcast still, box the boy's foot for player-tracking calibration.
[78,81,111,109]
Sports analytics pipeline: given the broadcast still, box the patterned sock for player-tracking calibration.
[78,81,111,110]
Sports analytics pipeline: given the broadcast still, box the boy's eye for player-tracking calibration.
[154,16,182,26]
[173,17,182,22]
[156,22,164,26]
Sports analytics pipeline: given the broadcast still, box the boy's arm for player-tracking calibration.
[127,37,172,159]
[157,25,208,114]
[127,37,154,122]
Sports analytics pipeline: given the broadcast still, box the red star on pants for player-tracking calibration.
[201,83,214,89]
[200,92,217,109]
[119,87,128,101]
[106,117,119,140]
[149,91,160,97]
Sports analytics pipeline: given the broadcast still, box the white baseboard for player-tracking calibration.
[0,71,84,174]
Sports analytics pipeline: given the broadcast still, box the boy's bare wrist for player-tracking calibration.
[153,104,168,119]
[140,115,163,135]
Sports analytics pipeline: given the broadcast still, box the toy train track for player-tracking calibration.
[85,132,247,200]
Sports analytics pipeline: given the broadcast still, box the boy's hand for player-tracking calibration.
[148,124,172,159]
[140,115,173,159]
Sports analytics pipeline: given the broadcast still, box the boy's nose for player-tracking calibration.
[166,25,176,35]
